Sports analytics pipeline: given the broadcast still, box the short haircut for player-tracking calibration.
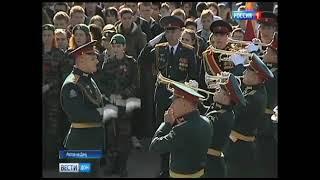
[185,18,197,29]
[70,6,84,17]
[53,11,70,23]
[89,15,105,27]
[105,7,118,17]
[201,9,213,20]
[171,8,186,20]
[119,7,133,18]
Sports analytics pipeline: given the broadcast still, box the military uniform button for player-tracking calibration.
[168,75,171,78]
[169,66,172,68]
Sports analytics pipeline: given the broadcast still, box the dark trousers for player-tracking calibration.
[154,86,171,175]
[225,139,258,178]
[43,94,62,170]
[205,155,227,178]
[105,107,131,172]
[256,135,278,177]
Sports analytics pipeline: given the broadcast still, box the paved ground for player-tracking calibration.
[42,138,161,178]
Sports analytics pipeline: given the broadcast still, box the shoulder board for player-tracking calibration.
[155,42,168,48]
[65,73,80,84]
[246,90,257,96]
[181,42,194,50]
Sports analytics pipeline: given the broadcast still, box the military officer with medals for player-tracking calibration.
[139,15,197,178]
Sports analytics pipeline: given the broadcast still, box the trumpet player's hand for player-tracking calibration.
[252,38,261,44]
[246,42,260,53]
[164,108,176,125]
[230,54,246,66]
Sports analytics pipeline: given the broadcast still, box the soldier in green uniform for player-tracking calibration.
[60,40,112,177]
[42,24,66,171]
[225,54,274,178]
[97,34,140,177]
[256,43,278,177]
[199,20,243,115]
[139,15,197,178]
[204,72,246,178]
[149,80,212,178]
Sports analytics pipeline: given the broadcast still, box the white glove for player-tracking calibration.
[102,104,118,123]
[185,80,199,89]
[42,84,50,93]
[205,73,219,89]
[271,106,278,123]
[230,54,247,66]
[109,94,122,104]
[149,32,165,47]
[115,99,126,107]
[246,43,260,53]
[126,97,141,113]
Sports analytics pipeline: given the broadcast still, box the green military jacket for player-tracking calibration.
[259,63,278,136]
[149,110,212,175]
[206,103,235,151]
[147,41,197,82]
[232,84,267,136]
[60,67,105,150]
[96,54,139,99]
[43,47,65,95]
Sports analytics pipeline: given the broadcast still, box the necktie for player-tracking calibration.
[170,47,174,56]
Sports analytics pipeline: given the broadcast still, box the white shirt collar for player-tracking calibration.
[168,43,179,55]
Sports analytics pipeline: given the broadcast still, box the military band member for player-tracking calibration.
[149,80,212,178]
[256,11,277,58]
[256,43,278,177]
[225,54,274,178]
[97,34,140,177]
[60,40,110,177]
[139,15,197,178]
[204,73,246,178]
[42,24,65,170]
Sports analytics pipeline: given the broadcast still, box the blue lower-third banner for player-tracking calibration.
[59,150,103,159]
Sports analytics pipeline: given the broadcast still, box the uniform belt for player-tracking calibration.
[265,108,274,114]
[169,169,204,178]
[207,148,224,158]
[71,123,102,128]
[229,130,255,142]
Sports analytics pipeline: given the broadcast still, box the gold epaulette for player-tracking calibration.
[155,42,168,48]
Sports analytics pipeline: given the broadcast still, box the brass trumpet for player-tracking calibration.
[228,38,272,47]
[211,47,253,57]
[205,72,243,89]
[157,72,215,101]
